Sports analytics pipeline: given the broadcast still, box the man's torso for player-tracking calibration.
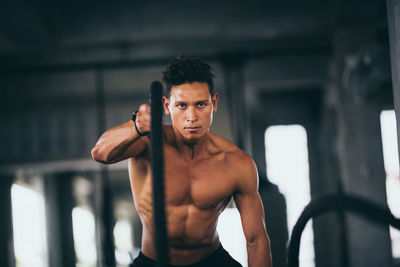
[128,126,241,265]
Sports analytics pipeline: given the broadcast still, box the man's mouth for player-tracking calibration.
[184,126,201,133]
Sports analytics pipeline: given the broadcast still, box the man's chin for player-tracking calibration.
[182,132,205,144]
[183,135,199,143]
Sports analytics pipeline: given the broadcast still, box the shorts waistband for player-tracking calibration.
[137,244,225,267]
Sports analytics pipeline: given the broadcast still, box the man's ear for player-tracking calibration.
[212,93,219,112]
[162,96,171,115]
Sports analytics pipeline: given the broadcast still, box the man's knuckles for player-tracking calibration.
[139,104,150,113]
[135,119,150,134]
[134,104,151,134]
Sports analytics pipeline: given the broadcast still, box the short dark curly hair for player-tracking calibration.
[162,55,215,95]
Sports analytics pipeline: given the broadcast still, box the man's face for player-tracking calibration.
[163,82,219,143]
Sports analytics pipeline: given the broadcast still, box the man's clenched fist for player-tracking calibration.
[135,104,151,135]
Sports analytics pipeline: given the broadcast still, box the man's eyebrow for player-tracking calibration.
[174,99,209,104]
[196,99,211,103]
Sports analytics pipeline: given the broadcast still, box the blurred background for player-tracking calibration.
[0,0,399,267]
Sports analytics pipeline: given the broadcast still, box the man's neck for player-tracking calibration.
[173,130,210,160]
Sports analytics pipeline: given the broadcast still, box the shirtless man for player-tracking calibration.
[91,55,272,267]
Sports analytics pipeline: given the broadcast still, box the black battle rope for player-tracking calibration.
[288,193,400,267]
[150,81,169,267]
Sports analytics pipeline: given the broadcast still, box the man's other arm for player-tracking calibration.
[233,154,272,267]
[91,104,150,164]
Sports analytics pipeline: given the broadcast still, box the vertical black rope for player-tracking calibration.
[150,81,169,267]
[95,68,116,267]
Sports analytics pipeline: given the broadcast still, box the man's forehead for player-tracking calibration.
[169,82,211,100]
[170,81,209,91]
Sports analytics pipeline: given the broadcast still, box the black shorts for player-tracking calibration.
[130,244,243,267]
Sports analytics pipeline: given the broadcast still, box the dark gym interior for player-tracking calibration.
[1,1,400,267]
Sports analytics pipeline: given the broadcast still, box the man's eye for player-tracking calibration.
[197,103,206,108]
[178,104,186,108]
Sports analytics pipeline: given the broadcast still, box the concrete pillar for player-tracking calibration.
[94,68,116,267]
[44,172,76,267]
[307,92,348,267]
[0,175,15,267]
[259,184,289,267]
[333,30,392,267]
[221,52,252,153]
[387,0,400,165]
[337,82,391,267]
[251,123,289,267]
[94,170,116,267]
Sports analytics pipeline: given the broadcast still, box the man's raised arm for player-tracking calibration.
[91,104,150,164]
[233,154,272,267]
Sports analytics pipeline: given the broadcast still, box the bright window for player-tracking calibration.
[72,207,97,267]
[380,110,400,258]
[217,208,247,266]
[265,125,315,267]
[114,220,133,266]
[11,184,48,267]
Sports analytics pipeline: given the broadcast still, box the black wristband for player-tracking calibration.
[131,111,147,137]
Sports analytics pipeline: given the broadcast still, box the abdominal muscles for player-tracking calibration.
[134,160,232,264]
[167,204,221,248]
[136,195,225,247]
[136,199,223,265]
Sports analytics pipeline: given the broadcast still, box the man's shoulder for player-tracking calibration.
[208,132,238,154]
[210,136,258,192]
[209,132,255,171]
[226,149,256,175]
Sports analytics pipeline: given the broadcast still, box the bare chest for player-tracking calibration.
[163,153,235,209]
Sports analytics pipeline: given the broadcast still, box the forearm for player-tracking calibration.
[91,120,141,163]
[247,235,272,267]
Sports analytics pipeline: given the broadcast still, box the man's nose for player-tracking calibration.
[186,107,198,122]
